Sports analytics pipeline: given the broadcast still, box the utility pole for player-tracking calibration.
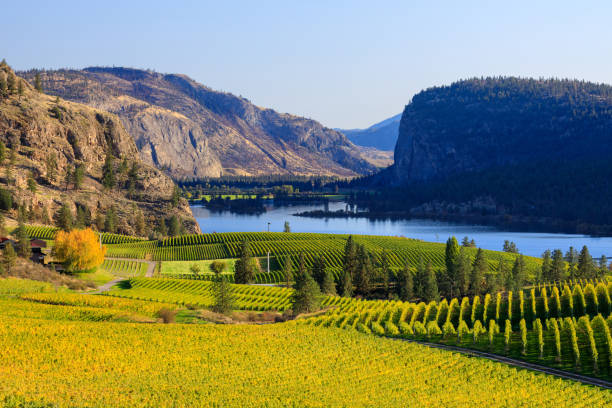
[267,251,270,273]
[267,222,270,232]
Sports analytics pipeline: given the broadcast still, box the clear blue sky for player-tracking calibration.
[5,1,612,128]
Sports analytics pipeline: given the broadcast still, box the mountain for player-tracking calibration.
[339,113,401,151]
[365,77,612,232]
[20,67,378,179]
[0,62,198,235]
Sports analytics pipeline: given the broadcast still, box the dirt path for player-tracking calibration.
[401,338,612,389]
[86,258,157,294]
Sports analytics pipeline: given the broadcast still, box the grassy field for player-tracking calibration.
[160,259,237,275]
[1,291,610,407]
[75,268,116,286]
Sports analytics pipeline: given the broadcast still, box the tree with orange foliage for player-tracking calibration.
[54,228,106,273]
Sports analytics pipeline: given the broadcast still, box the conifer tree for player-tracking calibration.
[339,268,353,297]
[17,80,23,98]
[15,222,31,258]
[0,75,7,97]
[104,207,117,233]
[291,269,321,315]
[541,250,552,282]
[354,245,372,296]
[551,249,566,281]
[212,272,234,315]
[234,240,256,284]
[34,72,42,92]
[342,236,358,284]
[565,247,578,280]
[445,236,460,296]
[423,262,439,302]
[577,245,595,279]
[456,248,471,297]
[598,255,608,279]
[511,255,526,291]
[7,72,16,93]
[397,263,414,301]
[469,248,487,296]
[171,185,181,207]
[55,203,73,231]
[311,256,326,288]
[321,269,336,295]
[0,141,5,166]
[3,243,16,274]
[379,249,392,296]
[102,150,115,189]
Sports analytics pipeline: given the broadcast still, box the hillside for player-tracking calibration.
[0,62,197,235]
[362,77,612,232]
[20,67,379,179]
[339,113,401,151]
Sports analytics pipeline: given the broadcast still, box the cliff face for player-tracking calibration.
[392,77,612,183]
[22,67,378,179]
[0,63,198,234]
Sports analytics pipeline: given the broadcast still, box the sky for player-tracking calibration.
[4,1,612,128]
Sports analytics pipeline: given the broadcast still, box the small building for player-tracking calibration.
[30,239,48,264]
[0,237,15,250]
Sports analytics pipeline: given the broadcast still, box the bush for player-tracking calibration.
[157,308,177,323]
[0,189,12,211]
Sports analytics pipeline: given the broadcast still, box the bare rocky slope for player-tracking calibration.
[0,63,198,235]
[20,67,378,179]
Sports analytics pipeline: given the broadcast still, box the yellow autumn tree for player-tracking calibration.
[54,228,106,272]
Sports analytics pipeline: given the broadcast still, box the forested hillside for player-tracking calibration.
[363,77,612,233]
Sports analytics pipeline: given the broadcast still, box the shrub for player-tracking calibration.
[456,321,469,345]
[442,321,456,338]
[157,308,177,324]
[0,189,12,211]
[472,320,484,344]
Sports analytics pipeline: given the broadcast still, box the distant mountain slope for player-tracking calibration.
[0,63,197,235]
[362,77,612,232]
[20,67,377,179]
[338,113,401,151]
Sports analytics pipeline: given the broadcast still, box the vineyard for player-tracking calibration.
[300,280,612,380]
[102,232,541,281]
[1,296,610,407]
[99,259,148,278]
[21,225,145,244]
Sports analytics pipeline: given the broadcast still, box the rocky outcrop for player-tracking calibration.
[0,63,198,234]
[21,67,378,179]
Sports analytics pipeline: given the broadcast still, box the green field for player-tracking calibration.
[160,259,237,275]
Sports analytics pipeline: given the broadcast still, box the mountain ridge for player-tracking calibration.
[20,67,380,180]
[338,113,401,151]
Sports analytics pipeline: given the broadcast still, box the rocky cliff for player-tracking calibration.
[21,67,378,179]
[0,63,198,235]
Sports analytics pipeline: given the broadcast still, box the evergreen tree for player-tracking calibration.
[311,256,326,289]
[577,245,595,279]
[291,269,322,315]
[135,211,146,236]
[423,262,439,302]
[17,79,23,98]
[414,257,427,299]
[127,161,139,198]
[15,222,31,258]
[397,263,414,301]
[73,164,85,189]
[34,72,42,92]
[45,153,57,183]
[0,75,7,97]
[497,257,510,291]
[339,268,353,297]
[541,250,552,282]
[3,243,16,274]
[445,236,460,297]
[379,249,392,296]
[26,172,37,193]
[7,72,16,93]
[55,203,72,231]
[321,269,337,295]
[342,236,358,283]
[469,248,487,296]
[0,141,5,165]
[551,249,566,281]
[171,185,181,207]
[104,207,117,233]
[565,247,579,279]
[503,240,519,253]
[354,245,372,296]
[456,248,471,297]
[283,254,293,288]
[167,215,181,237]
[511,255,527,291]
[102,150,115,189]
[234,240,256,284]
[212,274,234,315]
[598,255,608,279]
[283,221,291,233]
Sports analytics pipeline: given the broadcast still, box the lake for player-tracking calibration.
[191,202,612,258]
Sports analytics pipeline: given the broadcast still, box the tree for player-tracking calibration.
[0,213,5,236]
[15,223,31,258]
[135,211,146,236]
[55,203,73,231]
[577,245,595,279]
[566,247,579,280]
[423,262,439,302]
[26,172,37,193]
[311,256,326,289]
[321,269,337,295]
[541,250,552,282]
[551,249,566,282]
[171,185,181,207]
[3,243,16,274]
[54,228,106,272]
[397,263,414,301]
[17,79,23,97]
[190,263,201,275]
[73,164,85,189]
[209,261,225,275]
[6,72,16,94]
[34,72,42,92]
[511,255,527,291]
[0,188,12,211]
[354,245,372,296]
[379,249,392,297]
[291,269,322,315]
[283,254,293,288]
[0,75,7,97]
[212,273,234,315]
[456,248,471,297]
[234,240,256,284]
[445,236,460,297]
[45,153,57,183]
[0,141,5,165]
[283,221,291,233]
[103,207,117,233]
[597,255,608,279]
[469,248,487,296]
[167,215,181,237]
[503,240,519,253]
[102,150,115,189]
[339,267,353,297]
[127,161,140,198]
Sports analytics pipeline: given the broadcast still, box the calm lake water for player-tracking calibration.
[191,202,612,258]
